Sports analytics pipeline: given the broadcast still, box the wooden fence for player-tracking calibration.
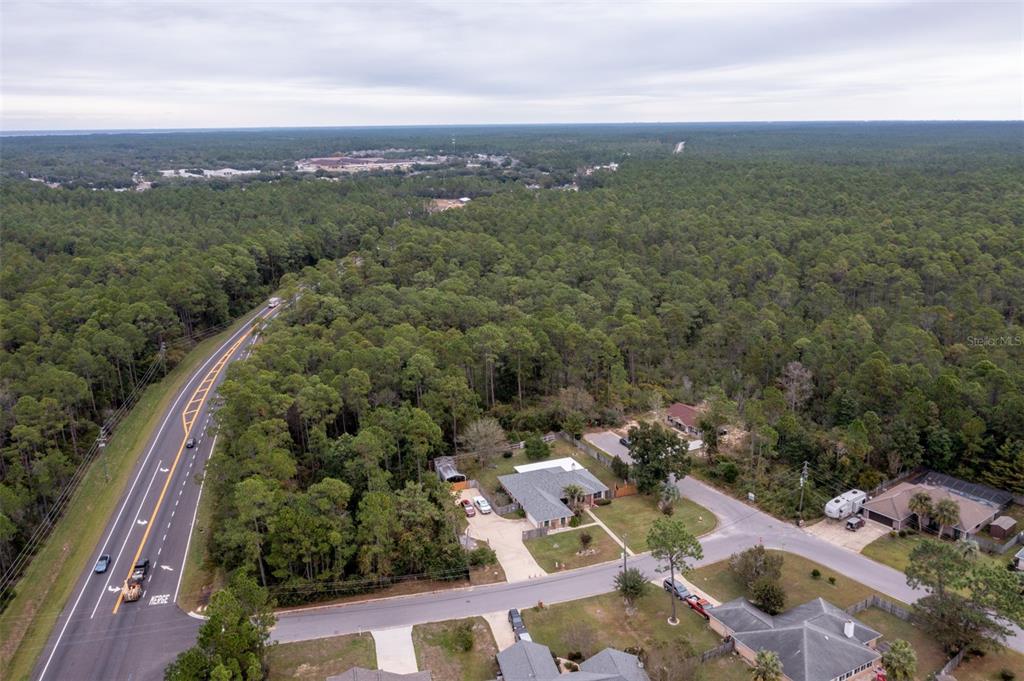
[844,594,912,621]
[974,530,1023,555]
[522,527,549,541]
[556,431,617,467]
[937,648,967,678]
[697,638,735,663]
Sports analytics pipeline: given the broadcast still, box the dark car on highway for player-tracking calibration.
[94,554,111,574]
[185,437,196,449]
[663,578,689,599]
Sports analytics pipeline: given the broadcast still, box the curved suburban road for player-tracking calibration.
[32,304,279,681]
[273,475,1024,654]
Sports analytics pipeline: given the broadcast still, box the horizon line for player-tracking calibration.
[3,119,1023,138]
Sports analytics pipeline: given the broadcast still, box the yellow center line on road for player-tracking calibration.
[111,317,264,614]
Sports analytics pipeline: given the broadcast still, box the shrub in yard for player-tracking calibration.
[567,651,584,662]
[468,546,497,567]
[595,497,611,506]
[502,451,513,458]
[563,661,580,672]
[998,669,1015,681]
[898,529,907,538]
[828,576,836,585]
[569,514,582,528]
[811,568,821,579]
[715,460,739,484]
[751,575,786,615]
[578,531,593,551]
[524,433,551,461]
[611,455,630,481]
[890,531,898,538]
[451,621,474,652]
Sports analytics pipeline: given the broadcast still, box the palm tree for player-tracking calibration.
[881,639,917,681]
[907,491,933,531]
[752,649,783,681]
[562,483,585,515]
[932,498,961,539]
[955,537,980,561]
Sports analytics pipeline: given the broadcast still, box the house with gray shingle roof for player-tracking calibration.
[496,640,648,681]
[498,460,609,529]
[327,668,431,681]
[708,598,882,681]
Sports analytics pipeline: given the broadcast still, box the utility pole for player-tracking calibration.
[159,340,167,376]
[797,460,809,525]
[621,532,628,573]
[98,425,109,483]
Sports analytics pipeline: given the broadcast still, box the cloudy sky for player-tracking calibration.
[1,1,1020,130]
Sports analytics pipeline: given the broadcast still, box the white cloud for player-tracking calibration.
[1,0,1020,129]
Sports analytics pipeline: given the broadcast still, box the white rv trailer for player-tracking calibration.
[825,489,867,520]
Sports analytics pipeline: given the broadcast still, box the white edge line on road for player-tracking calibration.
[37,308,266,681]
[174,434,214,604]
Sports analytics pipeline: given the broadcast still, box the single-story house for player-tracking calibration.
[666,403,701,436]
[497,640,649,681]
[327,669,431,681]
[499,458,609,529]
[988,515,1018,540]
[708,597,881,681]
[861,482,1001,539]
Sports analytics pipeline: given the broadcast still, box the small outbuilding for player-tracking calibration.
[989,515,1018,540]
[433,456,466,483]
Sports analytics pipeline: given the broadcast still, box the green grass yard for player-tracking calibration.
[266,633,376,681]
[862,532,1010,576]
[689,550,878,609]
[524,525,623,572]
[591,495,716,552]
[522,588,724,659]
[412,617,498,681]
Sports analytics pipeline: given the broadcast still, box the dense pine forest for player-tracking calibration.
[2,122,1023,600]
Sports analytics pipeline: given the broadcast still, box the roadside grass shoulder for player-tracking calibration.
[175,456,226,614]
[524,525,621,572]
[591,495,716,552]
[266,633,375,681]
[0,316,253,681]
[412,617,498,681]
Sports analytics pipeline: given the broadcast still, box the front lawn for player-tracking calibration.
[862,532,1009,575]
[955,647,1024,681]
[266,633,376,681]
[591,494,716,552]
[524,525,622,572]
[522,588,722,658]
[689,550,877,609]
[412,617,498,681]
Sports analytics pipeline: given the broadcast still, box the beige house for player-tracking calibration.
[708,598,881,681]
[861,482,1000,539]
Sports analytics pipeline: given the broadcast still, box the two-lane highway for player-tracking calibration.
[33,305,277,681]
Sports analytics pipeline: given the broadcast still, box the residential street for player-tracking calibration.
[273,473,1024,654]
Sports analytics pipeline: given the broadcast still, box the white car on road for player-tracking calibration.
[473,496,492,514]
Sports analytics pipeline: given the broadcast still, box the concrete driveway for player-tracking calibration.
[804,517,889,552]
[482,610,517,651]
[459,488,545,582]
[372,626,418,674]
[584,431,633,464]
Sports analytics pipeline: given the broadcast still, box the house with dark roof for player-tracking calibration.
[707,598,881,681]
[666,403,701,436]
[496,640,648,681]
[498,459,609,529]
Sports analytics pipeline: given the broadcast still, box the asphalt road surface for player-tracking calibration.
[32,305,278,681]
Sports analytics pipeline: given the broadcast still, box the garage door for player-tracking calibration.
[867,511,894,527]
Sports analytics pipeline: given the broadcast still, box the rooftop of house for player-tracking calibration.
[496,640,649,681]
[862,481,999,532]
[499,466,608,523]
[709,598,881,681]
[666,403,700,428]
